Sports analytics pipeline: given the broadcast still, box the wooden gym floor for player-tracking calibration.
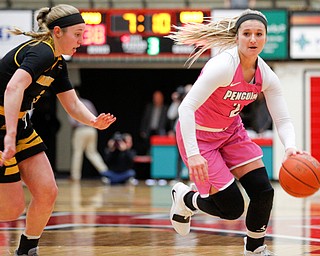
[1,178,320,255]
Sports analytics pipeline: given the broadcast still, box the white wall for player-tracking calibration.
[272,61,320,179]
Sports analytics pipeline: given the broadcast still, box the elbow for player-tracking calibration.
[178,103,187,116]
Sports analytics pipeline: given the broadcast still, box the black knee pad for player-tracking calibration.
[239,167,274,233]
[197,181,244,220]
[239,167,273,199]
[239,167,274,207]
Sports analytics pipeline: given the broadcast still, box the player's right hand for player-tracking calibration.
[187,154,208,184]
[0,134,16,166]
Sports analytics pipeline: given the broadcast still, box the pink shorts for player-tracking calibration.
[176,117,263,197]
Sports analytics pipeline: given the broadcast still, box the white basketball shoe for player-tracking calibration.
[243,237,276,255]
[170,182,195,236]
[14,247,39,256]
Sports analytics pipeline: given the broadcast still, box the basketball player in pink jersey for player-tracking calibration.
[168,9,301,255]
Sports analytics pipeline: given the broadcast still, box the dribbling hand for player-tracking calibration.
[283,147,305,162]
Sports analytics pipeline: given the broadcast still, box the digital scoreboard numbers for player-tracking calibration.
[109,11,172,35]
[78,11,110,54]
[74,9,211,59]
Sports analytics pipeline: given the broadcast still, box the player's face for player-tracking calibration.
[53,23,86,56]
[236,19,267,58]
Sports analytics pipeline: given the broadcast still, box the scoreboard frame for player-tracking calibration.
[74,9,211,60]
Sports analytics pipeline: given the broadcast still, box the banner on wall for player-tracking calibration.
[290,12,320,59]
[210,9,288,60]
[304,71,320,161]
[0,10,33,59]
[291,27,320,59]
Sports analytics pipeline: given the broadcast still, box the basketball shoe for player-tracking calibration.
[243,238,275,255]
[170,182,196,236]
[14,247,39,256]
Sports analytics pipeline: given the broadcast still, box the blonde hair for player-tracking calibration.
[8,4,80,43]
[167,9,267,67]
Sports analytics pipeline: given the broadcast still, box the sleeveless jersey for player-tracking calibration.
[196,64,262,128]
[179,47,296,157]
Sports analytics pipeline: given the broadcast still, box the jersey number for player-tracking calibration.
[230,103,241,117]
[33,90,46,104]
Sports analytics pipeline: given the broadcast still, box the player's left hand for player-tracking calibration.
[90,113,116,130]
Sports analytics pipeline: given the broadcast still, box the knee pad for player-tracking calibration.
[196,181,245,220]
[239,167,274,205]
[239,167,274,233]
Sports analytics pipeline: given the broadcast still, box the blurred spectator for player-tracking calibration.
[167,84,192,136]
[68,88,108,181]
[167,84,192,184]
[102,132,137,185]
[139,90,168,154]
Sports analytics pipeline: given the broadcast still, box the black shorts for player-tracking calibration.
[0,113,47,183]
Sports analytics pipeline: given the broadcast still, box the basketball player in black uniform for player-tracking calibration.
[0,4,116,256]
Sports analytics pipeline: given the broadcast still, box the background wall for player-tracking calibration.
[272,62,320,179]
[55,62,320,179]
[56,68,201,174]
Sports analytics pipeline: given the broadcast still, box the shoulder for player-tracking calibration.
[27,40,54,58]
[205,47,238,74]
[15,40,57,78]
[18,41,55,66]
[209,47,238,67]
[200,47,238,85]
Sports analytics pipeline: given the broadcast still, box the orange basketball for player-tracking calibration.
[279,154,320,198]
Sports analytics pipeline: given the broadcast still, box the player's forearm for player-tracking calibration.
[4,84,24,136]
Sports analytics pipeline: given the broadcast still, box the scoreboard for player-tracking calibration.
[74,9,211,60]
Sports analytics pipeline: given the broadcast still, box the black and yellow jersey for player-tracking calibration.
[0,39,73,111]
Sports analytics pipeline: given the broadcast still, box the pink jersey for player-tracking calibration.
[196,64,262,129]
[179,47,296,158]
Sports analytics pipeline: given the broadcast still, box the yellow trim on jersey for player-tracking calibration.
[0,153,19,176]
[13,39,55,67]
[16,130,43,153]
[51,56,62,70]
[42,40,54,52]
[4,162,19,175]
[14,40,36,67]
[0,106,27,119]
[36,75,54,86]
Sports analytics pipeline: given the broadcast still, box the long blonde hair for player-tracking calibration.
[8,4,80,43]
[167,9,267,67]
